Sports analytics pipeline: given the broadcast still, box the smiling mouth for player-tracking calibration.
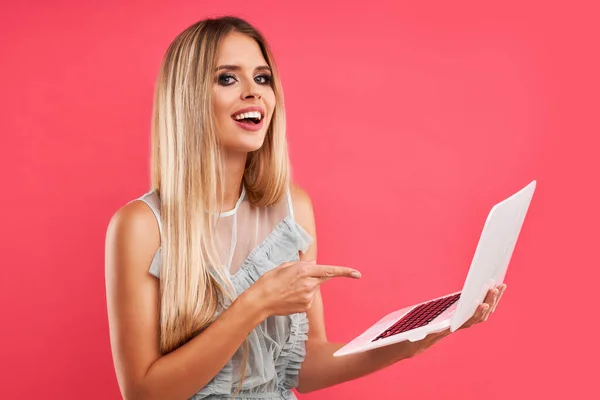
[232,110,264,125]
[233,116,261,124]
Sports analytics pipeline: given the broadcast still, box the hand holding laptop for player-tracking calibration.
[399,283,507,357]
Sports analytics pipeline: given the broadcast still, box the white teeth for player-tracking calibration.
[233,111,262,121]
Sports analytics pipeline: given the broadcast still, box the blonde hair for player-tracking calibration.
[149,16,290,390]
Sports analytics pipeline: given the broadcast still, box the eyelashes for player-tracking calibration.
[217,73,272,86]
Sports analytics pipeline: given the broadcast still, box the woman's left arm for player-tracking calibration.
[290,184,506,394]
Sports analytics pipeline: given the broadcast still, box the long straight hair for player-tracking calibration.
[149,16,290,389]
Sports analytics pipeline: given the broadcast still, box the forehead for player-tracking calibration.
[216,32,267,67]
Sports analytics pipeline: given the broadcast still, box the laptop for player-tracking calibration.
[333,180,537,357]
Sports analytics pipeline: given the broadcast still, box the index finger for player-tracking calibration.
[302,264,362,280]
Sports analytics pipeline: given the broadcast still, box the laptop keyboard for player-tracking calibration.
[372,293,461,342]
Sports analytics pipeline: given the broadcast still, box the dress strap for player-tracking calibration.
[127,190,163,278]
[286,187,295,221]
[134,191,163,240]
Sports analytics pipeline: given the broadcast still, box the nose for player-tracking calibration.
[241,89,261,100]
[240,80,262,100]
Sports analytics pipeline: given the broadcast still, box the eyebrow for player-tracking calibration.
[215,64,271,73]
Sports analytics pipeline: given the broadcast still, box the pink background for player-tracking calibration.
[1,0,598,399]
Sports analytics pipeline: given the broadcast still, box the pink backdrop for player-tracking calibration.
[2,0,598,399]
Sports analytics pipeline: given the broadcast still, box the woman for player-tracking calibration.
[105,16,506,400]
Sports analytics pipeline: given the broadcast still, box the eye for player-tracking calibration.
[217,74,237,86]
[255,74,272,85]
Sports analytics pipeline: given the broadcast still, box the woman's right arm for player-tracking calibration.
[104,201,266,400]
[105,201,360,400]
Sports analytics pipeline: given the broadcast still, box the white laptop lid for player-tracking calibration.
[450,180,536,331]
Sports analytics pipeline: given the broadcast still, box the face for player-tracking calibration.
[212,32,276,154]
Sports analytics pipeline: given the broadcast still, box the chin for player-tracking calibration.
[220,125,269,153]
[221,135,267,154]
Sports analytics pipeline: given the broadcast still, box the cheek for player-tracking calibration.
[212,92,222,114]
[212,92,233,125]
[266,91,277,115]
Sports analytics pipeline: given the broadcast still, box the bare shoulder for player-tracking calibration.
[105,199,161,277]
[289,182,316,238]
[105,198,162,387]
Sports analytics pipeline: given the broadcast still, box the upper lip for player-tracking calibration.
[231,106,265,119]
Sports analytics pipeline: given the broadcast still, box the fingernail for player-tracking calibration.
[352,271,361,278]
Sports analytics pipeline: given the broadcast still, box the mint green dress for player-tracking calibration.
[134,185,313,399]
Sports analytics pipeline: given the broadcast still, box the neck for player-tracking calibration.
[219,150,248,212]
